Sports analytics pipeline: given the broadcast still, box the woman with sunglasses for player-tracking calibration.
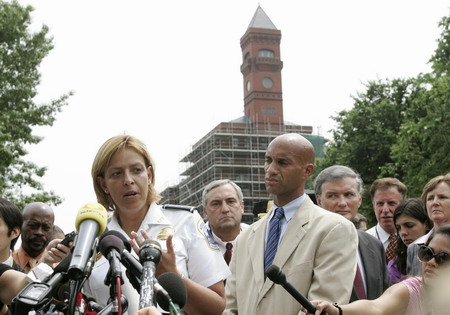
[301,225,450,315]
[407,173,450,276]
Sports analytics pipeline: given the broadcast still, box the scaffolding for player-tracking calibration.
[159,119,324,223]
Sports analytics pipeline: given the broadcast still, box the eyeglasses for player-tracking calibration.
[418,245,450,265]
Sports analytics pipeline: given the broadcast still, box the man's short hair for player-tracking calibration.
[314,165,364,197]
[0,198,23,250]
[202,179,244,208]
[369,178,407,201]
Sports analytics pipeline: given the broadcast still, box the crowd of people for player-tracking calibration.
[1,132,450,315]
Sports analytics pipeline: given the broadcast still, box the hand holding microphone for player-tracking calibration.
[139,239,162,309]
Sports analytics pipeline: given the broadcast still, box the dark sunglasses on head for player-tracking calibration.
[418,245,450,265]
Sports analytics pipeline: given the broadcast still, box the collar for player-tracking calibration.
[375,224,391,243]
[412,229,434,245]
[269,194,306,222]
[205,221,244,246]
[108,202,172,235]
[2,252,14,267]
[12,247,45,271]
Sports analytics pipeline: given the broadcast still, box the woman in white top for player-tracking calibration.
[85,135,227,315]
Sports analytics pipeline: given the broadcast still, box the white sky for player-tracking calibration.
[16,0,449,234]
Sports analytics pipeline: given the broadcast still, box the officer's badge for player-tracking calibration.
[157,227,174,240]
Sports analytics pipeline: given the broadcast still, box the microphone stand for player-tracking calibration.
[97,295,128,315]
[104,264,124,315]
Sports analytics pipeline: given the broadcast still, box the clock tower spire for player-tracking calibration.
[240,6,283,125]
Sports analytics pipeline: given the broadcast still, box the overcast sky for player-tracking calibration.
[17,0,449,233]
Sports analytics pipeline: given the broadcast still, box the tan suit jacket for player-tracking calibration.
[224,196,358,315]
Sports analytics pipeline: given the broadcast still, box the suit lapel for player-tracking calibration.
[358,231,376,297]
[274,198,311,270]
[248,215,269,300]
[257,197,312,302]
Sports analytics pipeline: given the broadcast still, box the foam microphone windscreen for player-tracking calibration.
[99,235,125,256]
[99,230,132,252]
[74,202,108,236]
[265,265,285,285]
[157,272,187,310]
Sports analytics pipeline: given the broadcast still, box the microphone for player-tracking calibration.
[100,230,143,292]
[68,202,108,280]
[266,265,329,315]
[11,254,72,314]
[101,230,143,278]
[156,272,187,313]
[139,239,162,309]
[99,235,125,282]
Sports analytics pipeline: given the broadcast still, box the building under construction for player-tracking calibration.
[160,6,324,223]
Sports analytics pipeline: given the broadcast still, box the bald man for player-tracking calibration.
[13,202,55,272]
[224,133,358,315]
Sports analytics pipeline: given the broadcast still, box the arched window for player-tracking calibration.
[258,49,274,58]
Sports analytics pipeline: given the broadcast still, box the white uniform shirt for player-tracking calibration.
[83,202,230,314]
[203,221,249,256]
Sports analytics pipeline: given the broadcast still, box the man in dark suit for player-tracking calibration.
[315,165,390,301]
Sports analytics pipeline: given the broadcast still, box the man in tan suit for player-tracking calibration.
[224,133,358,315]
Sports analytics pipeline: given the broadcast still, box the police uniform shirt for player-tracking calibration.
[203,221,249,256]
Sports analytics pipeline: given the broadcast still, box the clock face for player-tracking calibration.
[262,77,273,89]
[246,80,251,91]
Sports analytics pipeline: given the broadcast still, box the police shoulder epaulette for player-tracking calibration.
[162,204,197,213]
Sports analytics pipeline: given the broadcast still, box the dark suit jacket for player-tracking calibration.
[350,230,391,302]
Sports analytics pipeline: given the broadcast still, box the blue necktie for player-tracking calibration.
[264,207,285,273]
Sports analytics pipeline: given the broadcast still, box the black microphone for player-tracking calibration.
[101,230,143,279]
[12,254,72,314]
[266,265,329,315]
[99,234,125,281]
[68,203,108,280]
[139,239,162,309]
[156,272,187,312]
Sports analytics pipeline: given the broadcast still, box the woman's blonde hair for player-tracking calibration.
[421,173,450,206]
[91,135,161,210]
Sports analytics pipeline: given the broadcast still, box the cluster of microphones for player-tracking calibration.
[10,203,187,315]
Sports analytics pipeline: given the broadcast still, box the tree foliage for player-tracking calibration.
[0,1,72,210]
[316,11,450,225]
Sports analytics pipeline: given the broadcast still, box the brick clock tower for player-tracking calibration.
[240,6,283,125]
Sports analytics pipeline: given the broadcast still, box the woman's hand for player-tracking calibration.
[130,230,179,277]
[135,306,162,315]
[300,300,339,315]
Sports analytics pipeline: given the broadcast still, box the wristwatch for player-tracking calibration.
[333,302,343,315]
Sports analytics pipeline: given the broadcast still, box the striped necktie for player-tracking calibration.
[264,207,285,274]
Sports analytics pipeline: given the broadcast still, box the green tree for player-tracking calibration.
[315,10,450,226]
[387,14,450,197]
[314,78,418,224]
[0,0,72,209]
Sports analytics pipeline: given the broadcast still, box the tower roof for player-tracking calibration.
[247,5,277,30]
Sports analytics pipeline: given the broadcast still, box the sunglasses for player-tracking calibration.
[418,245,450,265]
